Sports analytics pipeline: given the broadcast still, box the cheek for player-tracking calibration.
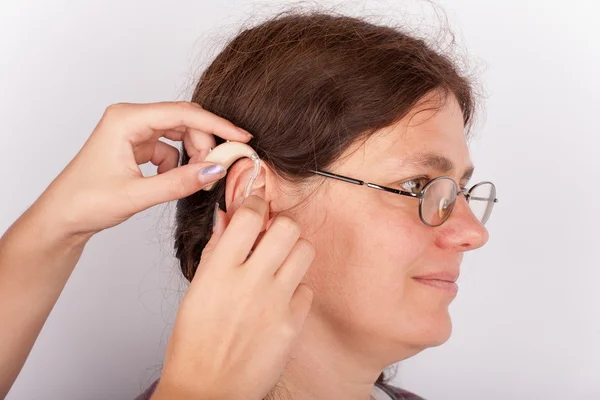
[374,211,430,271]
[294,185,453,351]
[362,197,431,270]
[303,197,431,324]
[351,209,431,306]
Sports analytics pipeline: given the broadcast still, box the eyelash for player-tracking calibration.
[399,176,429,193]
[399,176,468,193]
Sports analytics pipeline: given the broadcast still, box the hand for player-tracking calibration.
[153,195,315,400]
[38,101,252,238]
[0,101,254,397]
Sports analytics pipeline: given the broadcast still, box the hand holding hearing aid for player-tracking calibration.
[0,100,258,397]
[35,101,252,239]
[8,99,314,400]
[154,193,316,400]
[112,113,315,399]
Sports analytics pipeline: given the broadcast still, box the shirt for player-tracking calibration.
[372,384,395,400]
[135,379,426,400]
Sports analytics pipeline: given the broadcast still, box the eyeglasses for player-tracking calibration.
[309,169,498,227]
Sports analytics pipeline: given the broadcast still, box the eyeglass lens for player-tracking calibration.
[466,182,496,225]
[421,178,457,226]
[421,179,496,226]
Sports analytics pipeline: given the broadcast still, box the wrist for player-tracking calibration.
[29,191,95,248]
[151,378,228,400]
[151,382,200,400]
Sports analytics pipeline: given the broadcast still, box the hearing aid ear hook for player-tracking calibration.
[202,139,261,199]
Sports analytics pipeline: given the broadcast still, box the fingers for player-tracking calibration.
[289,283,314,329]
[188,147,211,165]
[126,162,226,212]
[202,194,314,318]
[151,140,180,174]
[273,238,315,301]
[163,127,217,160]
[149,136,212,173]
[211,195,313,283]
[182,128,217,159]
[211,195,269,268]
[102,101,252,145]
[246,215,303,276]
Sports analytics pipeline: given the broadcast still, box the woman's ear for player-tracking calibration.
[224,157,269,216]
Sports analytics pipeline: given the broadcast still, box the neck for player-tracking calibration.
[271,310,387,400]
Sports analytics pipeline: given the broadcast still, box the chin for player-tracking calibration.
[419,313,453,347]
[364,313,453,364]
[394,311,454,354]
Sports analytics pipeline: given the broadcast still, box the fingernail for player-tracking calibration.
[212,202,219,232]
[237,127,254,139]
[199,164,226,179]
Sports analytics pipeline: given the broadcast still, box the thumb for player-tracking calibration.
[128,163,226,211]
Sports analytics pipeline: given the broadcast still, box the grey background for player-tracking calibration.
[1,0,598,399]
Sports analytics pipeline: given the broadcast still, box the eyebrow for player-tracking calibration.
[404,152,475,182]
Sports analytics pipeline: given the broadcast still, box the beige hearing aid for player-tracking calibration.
[202,140,261,198]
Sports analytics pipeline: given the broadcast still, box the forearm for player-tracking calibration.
[0,198,91,397]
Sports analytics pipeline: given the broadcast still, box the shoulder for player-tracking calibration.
[377,382,427,400]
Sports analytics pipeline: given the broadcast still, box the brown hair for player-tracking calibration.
[174,5,476,395]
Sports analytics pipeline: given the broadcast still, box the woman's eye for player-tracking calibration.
[399,177,428,194]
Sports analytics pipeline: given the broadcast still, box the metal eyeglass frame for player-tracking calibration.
[308,169,499,227]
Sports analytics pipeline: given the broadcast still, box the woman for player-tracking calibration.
[0,9,496,400]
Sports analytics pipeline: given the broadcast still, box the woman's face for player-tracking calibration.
[290,93,490,363]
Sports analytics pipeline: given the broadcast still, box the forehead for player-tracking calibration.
[362,93,472,172]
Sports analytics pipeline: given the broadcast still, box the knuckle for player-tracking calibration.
[103,103,127,118]
[172,101,197,126]
[280,320,298,340]
[272,214,301,236]
[175,101,194,112]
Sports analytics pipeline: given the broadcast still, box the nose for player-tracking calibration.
[434,195,489,251]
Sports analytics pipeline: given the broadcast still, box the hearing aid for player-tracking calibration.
[202,140,261,199]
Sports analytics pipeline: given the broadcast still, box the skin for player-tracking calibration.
[223,91,490,399]
[0,91,490,400]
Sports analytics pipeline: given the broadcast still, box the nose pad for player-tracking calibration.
[453,195,475,220]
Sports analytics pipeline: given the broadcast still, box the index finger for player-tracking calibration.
[106,101,253,143]
[212,195,270,268]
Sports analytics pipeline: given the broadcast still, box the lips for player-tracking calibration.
[412,271,459,283]
[412,271,459,294]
